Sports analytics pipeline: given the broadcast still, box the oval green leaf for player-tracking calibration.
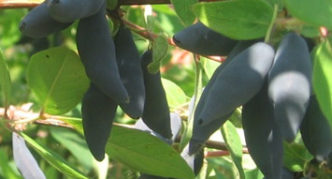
[221,121,245,179]
[20,133,87,179]
[202,57,220,79]
[148,35,169,73]
[193,0,273,40]
[57,118,195,178]
[171,0,198,26]
[161,78,188,110]
[283,142,313,172]
[0,49,11,108]
[285,0,332,29]
[107,126,195,178]
[27,46,89,115]
[208,157,238,179]
[313,39,332,128]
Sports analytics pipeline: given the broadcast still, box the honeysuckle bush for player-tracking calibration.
[0,0,331,178]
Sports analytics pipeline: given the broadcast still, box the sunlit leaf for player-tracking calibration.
[161,78,188,109]
[313,39,332,128]
[221,121,245,179]
[283,142,313,172]
[171,0,198,26]
[148,36,169,73]
[27,46,89,115]
[285,0,332,29]
[193,0,273,40]
[107,126,195,178]
[57,118,195,178]
[202,57,220,79]
[208,157,238,179]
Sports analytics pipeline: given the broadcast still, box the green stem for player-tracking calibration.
[179,54,203,150]
[264,4,279,43]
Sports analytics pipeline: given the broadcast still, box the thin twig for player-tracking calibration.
[174,135,248,153]
[122,19,224,63]
[0,0,225,63]
[205,150,230,158]
[0,0,222,9]
[34,119,74,129]
[205,140,228,150]
[0,106,247,152]
[119,0,222,5]
[0,0,40,9]
[122,19,157,41]
[205,148,249,158]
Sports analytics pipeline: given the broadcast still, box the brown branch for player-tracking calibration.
[174,135,248,154]
[0,0,40,9]
[205,150,230,158]
[205,148,249,158]
[122,19,225,63]
[206,140,249,154]
[34,119,74,129]
[119,0,172,5]
[0,0,222,9]
[205,140,228,150]
[1,106,248,153]
[0,0,224,63]
[123,19,157,41]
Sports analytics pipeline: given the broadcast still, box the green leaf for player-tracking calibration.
[161,78,188,110]
[193,0,273,40]
[241,155,263,179]
[126,7,146,30]
[285,0,332,29]
[283,142,313,172]
[27,46,89,115]
[170,0,198,26]
[313,39,332,128]
[202,57,220,79]
[228,108,242,128]
[221,121,245,179]
[152,5,186,35]
[0,49,11,108]
[56,116,84,134]
[0,148,22,179]
[301,25,320,38]
[20,133,87,179]
[244,168,264,179]
[106,126,195,179]
[208,157,238,179]
[57,118,195,178]
[0,9,26,48]
[49,127,94,171]
[146,12,157,33]
[148,36,169,73]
